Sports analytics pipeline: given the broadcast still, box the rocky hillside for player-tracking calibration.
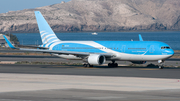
[0,0,180,33]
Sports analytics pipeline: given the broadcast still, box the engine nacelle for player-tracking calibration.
[88,54,106,65]
[131,61,146,64]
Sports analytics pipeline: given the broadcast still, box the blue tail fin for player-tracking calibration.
[34,11,60,45]
[139,34,143,41]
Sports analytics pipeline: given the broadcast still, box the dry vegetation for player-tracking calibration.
[16,61,82,65]
[0,51,180,59]
[0,52,50,56]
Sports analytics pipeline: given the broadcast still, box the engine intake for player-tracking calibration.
[88,54,106,65]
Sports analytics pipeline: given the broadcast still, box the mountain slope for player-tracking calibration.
[0,0,180,32]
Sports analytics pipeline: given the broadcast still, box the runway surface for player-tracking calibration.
[0,54,180,101]
[1,55,180,67]
[0,64,180,79]
[0,64,180,101]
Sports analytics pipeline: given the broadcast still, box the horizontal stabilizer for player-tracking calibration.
[3,35,16,49]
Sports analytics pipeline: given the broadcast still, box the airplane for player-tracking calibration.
[3,11,174,69]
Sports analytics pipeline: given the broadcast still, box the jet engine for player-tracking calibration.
[87,54,106,65]
[131,61,146,64]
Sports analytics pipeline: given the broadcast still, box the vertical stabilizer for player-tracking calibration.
[139,34,143,41]
[34,11,60,45]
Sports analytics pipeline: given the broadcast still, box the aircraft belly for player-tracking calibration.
[119,53,172,61]
[52,54,82,60]
[142,55,172,61]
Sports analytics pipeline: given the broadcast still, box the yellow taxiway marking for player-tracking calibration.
[75,67,98,69]
[52,66,74,67]
[52,66,98,69]
[140,68,159,70]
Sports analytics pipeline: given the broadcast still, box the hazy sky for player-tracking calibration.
[0,0,71,14]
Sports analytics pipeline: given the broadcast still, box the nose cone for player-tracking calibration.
[168,49,174,56]
[163,49,174,56]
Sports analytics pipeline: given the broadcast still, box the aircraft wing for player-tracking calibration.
[18,45,49,49]
[3,35,113,57]
[19,48,113,57]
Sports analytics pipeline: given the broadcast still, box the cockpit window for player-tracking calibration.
[161,46,171,49]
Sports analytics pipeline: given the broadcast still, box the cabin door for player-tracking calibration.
[121,45,126,53]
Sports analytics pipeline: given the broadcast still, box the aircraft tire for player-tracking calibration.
[108,63,112,67]
[89,65,93,67]
[115,63,118,67]
[83,64,87,67]
[159,66,164,69]
[83,64,93,67]
[108,63,118,67]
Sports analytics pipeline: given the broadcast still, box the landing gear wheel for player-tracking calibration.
[159,65,164,69]
[158,60,165,69]
[83,63,93,68]
[83,64,87,67]
[90,65,93,67]
[115,63,118,67]
[108,61,118,67]
[87,64,93,67]
[108,63,112,67]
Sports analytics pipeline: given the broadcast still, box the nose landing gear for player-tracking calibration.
[158,60,164,69]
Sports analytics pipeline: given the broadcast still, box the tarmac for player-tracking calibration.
[1,55,180,67]
[0,54,180,101]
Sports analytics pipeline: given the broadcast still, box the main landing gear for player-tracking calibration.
[108,60,118,67]
[83,63,93,67]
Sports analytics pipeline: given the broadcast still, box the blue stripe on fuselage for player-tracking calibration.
[50,41,172,55]
[52,43,106,53]
[95,41,171,55]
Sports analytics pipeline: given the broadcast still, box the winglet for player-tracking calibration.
[139,34,143,41]
[3,35,16,49]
